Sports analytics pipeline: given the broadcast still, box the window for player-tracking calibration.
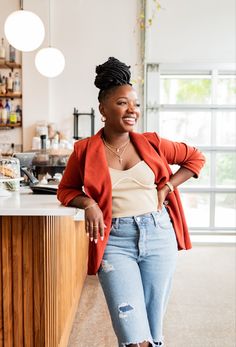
[145,64,236,232]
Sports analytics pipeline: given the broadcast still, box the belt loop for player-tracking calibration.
[114,217,119,229]
[151,212,158,227]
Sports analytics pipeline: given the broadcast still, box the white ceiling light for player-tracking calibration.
[35,0,65,78]
[35,47,65,78]
[4,1,45,52]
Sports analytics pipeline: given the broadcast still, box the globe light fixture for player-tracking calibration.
[4,9,45,52]
[35,47,65,78]
[35,0,65,78]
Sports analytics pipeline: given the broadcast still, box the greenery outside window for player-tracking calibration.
[145,64,236,233]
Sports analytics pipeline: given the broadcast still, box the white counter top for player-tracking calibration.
[0,187,84,218]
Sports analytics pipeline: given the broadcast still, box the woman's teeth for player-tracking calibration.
[123,117,136,125]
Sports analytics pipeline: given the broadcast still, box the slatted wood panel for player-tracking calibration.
[12,216,23,347]
[0,224,3,347]
[2,217,13,347]
[0,215,88,347]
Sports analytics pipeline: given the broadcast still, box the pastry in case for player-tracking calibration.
[0,157,20,179]
[0,157,21,191]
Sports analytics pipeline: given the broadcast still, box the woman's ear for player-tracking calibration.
[99,103,105,116]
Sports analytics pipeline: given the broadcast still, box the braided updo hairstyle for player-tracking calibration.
[94,57,132,102]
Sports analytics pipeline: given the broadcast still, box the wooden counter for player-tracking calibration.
[0,189,88,347]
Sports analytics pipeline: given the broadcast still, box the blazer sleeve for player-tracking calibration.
[154,133,206,178]
[57,143,86,206]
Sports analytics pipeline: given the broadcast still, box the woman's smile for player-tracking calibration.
[122,116,137,126]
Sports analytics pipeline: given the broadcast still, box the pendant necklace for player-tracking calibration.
[102,137,130,163]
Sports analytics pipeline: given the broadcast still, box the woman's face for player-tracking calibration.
[99,84,140,133]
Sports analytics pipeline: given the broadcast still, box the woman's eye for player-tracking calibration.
[117,101,127,105]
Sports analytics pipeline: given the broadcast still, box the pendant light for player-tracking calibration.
[4,0,45,52]
[35,0,65,78]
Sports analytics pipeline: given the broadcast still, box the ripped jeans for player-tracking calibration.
[98,207,178,347]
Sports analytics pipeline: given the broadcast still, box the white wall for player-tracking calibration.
[0,0,142,150]
[2,0,235,151]
[146,0,236,63]
[22,0,142,150]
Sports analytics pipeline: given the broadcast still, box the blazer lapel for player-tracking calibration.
[83,129,112,201]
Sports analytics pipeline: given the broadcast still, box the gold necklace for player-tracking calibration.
[102,138,130,163]
[102,137,130,153]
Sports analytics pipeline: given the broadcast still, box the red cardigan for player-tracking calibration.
[57,129,205,275]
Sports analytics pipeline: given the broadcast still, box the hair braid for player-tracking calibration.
[94,57,132,101]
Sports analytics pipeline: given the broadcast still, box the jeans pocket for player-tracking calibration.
[158,209,173,230]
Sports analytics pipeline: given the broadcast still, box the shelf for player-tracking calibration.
[0,123,22,129]
[0,93,22,99]
[0,61,21,69]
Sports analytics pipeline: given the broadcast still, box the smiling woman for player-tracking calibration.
[57,57,205,347]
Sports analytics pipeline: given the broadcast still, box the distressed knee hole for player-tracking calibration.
[101,259,114,272]
[118,303,134,319]
[124,341,151,347]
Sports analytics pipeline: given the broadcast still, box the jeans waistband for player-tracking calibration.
[111,208,167,228]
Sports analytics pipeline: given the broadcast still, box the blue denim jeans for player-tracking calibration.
[98,206,178,347]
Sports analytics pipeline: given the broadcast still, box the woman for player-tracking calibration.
[57,57,205,347]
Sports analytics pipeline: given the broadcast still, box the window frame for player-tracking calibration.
[144,63,236,233]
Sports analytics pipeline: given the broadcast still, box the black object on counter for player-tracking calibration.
[40,134,47,150]
[21,167,57,194]
[73,107,95,140]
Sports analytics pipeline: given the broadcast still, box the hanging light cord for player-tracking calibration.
[49,0,51,47]
[20,0,23,10]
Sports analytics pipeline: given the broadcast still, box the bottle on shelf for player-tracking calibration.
[15,104,22,123]
[0,99,3,123]
[9,44,16,63]
[13,72,21,94]
[0,76,6,94]
[1,107,7,124]
[7,72,13,93]
[0,74,3,94]
[9,111,17,124]
[4,99,11,123]
[0,38,6,62]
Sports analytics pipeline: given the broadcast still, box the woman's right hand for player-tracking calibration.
[85,204,106,243]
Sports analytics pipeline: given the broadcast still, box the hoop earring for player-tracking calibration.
[101,116,106,122]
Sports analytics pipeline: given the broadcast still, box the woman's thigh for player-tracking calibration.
[98,220,153,346]
[137,208,178,340]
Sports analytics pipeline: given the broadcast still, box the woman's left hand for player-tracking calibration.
[157,185,170,211]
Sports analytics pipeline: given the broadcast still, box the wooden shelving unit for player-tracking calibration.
[0,92,22,98]
[0,61,21,69]
[0,61,22,130]
[0,123,22,129]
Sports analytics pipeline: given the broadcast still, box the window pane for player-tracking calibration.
[181,193,210,227]
[146,109,158,132]
[159,111,211,145]
[160,77,211,104]
[215,193,236,227]
[215,111,236,146]
[217,77,236,105]
[216,153,236,187]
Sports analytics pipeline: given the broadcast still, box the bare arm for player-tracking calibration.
[158,167,195,210]
[69,195,105,244]
[57,146,105,244]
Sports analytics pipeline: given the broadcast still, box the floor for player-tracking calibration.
[67,245,236,347]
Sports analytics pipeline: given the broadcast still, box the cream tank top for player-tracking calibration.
[109,161,158,218]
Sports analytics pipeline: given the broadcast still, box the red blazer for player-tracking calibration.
[57,129,205,275]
